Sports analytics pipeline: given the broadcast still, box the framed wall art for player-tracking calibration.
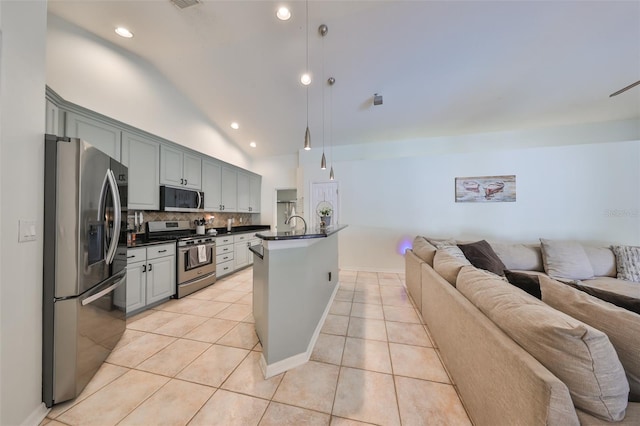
[455,175,516,203]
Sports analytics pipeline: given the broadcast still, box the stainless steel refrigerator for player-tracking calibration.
[43,135,128,407]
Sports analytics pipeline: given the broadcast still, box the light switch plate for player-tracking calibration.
[19,220,37,242]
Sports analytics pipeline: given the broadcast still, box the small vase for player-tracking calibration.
[321,215,331,227]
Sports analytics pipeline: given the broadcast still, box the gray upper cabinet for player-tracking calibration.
[237,171,251,212]
[238,171,261,213]
[202,160,223,211]
[65,111,121,161]
[121,132,160,210]
[45,99,60,135]
[220,166,238,211]
[160,144,202,190]
[250,174,261,213]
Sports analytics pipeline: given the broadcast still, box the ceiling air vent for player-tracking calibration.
[170,0,201,9]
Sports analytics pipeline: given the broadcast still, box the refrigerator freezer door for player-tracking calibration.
[48,270,126,406]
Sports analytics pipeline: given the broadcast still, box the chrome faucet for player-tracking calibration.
[285,215,307,234]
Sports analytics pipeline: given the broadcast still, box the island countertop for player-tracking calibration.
[255,224,347,241]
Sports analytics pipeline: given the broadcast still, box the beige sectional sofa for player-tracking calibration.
[405,237,640,425]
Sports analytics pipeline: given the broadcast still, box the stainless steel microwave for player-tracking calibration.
[160,186,204,212]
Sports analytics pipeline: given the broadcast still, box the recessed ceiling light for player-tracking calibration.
[249,141,257,148]
[276,7,291,21]
[115,27,134,38]
[300,73,311,85]
[230,122,239,130]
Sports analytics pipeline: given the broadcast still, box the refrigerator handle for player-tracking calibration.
[81,269,126,306]
[104,169,122,265]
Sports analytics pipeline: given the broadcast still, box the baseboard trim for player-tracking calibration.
[22,402,49,426]
[260,283,339,378]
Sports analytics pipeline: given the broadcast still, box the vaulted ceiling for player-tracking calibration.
[47,0,640,158]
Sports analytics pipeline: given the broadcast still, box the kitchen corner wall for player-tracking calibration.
[0,1,49,425]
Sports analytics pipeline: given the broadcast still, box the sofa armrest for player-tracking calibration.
[420,263,579,426]
[405,249,424,313]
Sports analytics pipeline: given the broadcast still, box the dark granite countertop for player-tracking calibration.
[256,225,348,241]
[127,225,271,248]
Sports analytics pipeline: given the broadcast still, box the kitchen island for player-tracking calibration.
[250,225,347,378]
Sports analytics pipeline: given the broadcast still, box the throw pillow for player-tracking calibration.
[540,238,594,280]
[457,266,629,421]
[540,275,640,402]
[611,245,640,282]
[426,238,469,262]
[565,280,640,315]
[504,270,541,299]
[458,240,506,276]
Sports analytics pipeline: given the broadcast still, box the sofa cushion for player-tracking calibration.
[504,270,541,299]
[540,238,594,280]
[579,276,640,299]
[427,238,469,262]
[433,250,470,286]
[583,246,617,277]
[412,236,437,266]
[457,266,629,421]
[458,240,506,276]
[540,275,640,402]
[611,245,640,282]
[489,242,544,272]
[567,281,640,315]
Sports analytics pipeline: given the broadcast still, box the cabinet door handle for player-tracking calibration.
[127,255,136,259]
[185,179,188,185]
[180,178,184,185]
[223,256,228,260]
[142,264,146,272]
[158,249,167,253]
[148,264,153,271]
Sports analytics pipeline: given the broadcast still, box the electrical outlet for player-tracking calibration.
[19,220,37,242]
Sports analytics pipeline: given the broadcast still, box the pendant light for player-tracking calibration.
[319,24,328,170]
[328,77,335,180]
[302,0,311,150]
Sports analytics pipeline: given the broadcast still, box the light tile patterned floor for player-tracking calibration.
[42,268,472,426]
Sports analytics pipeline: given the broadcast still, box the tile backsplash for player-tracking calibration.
[126,211,259,233]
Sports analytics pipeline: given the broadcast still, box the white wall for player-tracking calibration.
[46,14,251,170]
[253,153,298,228]
[299,119,640,272]
[0,1,49,425]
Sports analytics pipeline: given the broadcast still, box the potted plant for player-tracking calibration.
[319,206,333,227]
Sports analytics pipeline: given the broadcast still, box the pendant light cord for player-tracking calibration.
[305,0,309,127]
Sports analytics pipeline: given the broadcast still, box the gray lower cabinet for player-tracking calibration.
[216,235,235,277]
[233,233,251,269]
[160,144,202,190]
[126,244,176,315]
[65,111,122,161]
[121,132,160,210]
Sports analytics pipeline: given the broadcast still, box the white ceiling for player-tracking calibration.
[47,0,640,158]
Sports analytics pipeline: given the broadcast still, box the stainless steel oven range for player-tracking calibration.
[147,221,216,298]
